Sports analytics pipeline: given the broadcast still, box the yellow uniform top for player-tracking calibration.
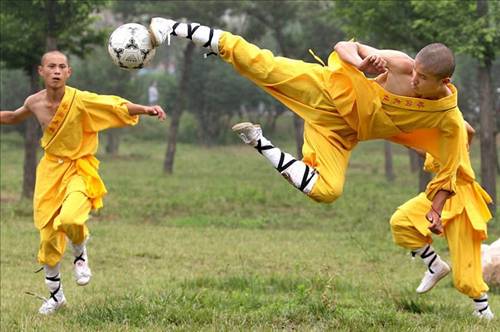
[327,52,468,201]
[34,86,139,229]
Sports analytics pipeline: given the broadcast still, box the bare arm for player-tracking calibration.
[334,41,414,75]
[126,102,166,121]
[0,104,33,125]
[426,189,451,235]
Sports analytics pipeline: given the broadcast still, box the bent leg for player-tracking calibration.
[303,123,350,203]
[390,208,432,250]
[53,189,91,235]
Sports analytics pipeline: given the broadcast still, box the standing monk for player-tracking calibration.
[0,51,166,315]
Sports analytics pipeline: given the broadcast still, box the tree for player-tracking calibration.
[0,0,108,198]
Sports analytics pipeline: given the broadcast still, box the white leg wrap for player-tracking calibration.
[412,244,444,274]
[44,264,64,302]
[171,22,222,54]
[256,136,318,194]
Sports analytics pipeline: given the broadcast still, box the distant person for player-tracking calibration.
[148,17,467,249]
[148,80,159,105]
[0,51,166,315]
[391,122,494,320]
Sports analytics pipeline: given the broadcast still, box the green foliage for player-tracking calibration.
[334,0,500,62]
[0,0,109,73]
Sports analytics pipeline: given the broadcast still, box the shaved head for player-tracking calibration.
[415,43,455,79]
[41,50,69,66]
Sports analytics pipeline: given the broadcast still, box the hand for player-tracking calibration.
[144,105,166,120]
[426,209,443,235]
[358,54,387,75]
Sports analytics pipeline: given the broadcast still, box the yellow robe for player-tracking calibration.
[34,86,139,231]
[220,32,467,202]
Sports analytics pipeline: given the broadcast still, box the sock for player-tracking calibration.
[254,136,318,194]
[44,263,64,302]
[411,244,443,274]
[473,294,490,314]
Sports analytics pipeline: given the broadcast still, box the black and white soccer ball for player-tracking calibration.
[108,23,156,70]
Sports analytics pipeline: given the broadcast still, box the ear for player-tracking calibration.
[67,66,72,77]
[38,65,43,76]
[442,77,451,84]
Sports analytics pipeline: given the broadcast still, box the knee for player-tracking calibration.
[390,210,409,247]
[56,209,78,227]
[390,209,405,228]
[309,182,343,203]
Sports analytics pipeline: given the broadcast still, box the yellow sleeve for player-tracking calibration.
[423,153,440,173]
[424,112,464,200]
[79,90,139,131]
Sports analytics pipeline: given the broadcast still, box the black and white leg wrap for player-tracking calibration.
[171,21,221,55]
[74,253,85,265]
[255,139,318,194]
[45,274,62,303]
[412,244,437,274]
[474,295,489,314]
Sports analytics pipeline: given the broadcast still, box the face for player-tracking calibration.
[38,52,71,89]
[411,59,446,98]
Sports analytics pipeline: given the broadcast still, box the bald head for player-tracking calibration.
[415,43,455,79]
[41,51,69,66]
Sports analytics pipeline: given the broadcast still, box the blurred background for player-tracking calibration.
[1,0,499,212]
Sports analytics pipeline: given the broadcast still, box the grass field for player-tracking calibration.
[1,118,499,331]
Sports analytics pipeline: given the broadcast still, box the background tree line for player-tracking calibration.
[1,0,498,213]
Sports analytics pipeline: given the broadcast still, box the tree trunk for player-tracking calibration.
[408,149,419,173]
[477,0,497,215]
[46,0,57,50]
[22,65,40,199]
[105,130,120,156]
[163,43,195,174]
[384,141,395,182]
[477,63,496,214]
[418,155,431,193]
[293,114,304,159]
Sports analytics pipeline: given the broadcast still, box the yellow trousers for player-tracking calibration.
[390,195,488,298]
[38,189,91,267]
[220,32,358,203]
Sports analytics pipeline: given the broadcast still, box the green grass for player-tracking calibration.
[1,119,499,331]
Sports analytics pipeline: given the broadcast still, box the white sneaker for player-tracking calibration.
[74,249,92,286]
[149,17,176,47]
[473,306,494,320]
[416,260,450,293]
[232,122,263,146]
[38,295,67,315]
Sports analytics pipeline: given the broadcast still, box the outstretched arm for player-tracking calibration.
[126,102,166,121]
[0,104,33,125]
[334,41,414,75]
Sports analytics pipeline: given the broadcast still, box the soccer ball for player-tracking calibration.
[108,23,156,70]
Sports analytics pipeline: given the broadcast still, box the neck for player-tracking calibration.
[420,85,451,100]
[46,85,66,103]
